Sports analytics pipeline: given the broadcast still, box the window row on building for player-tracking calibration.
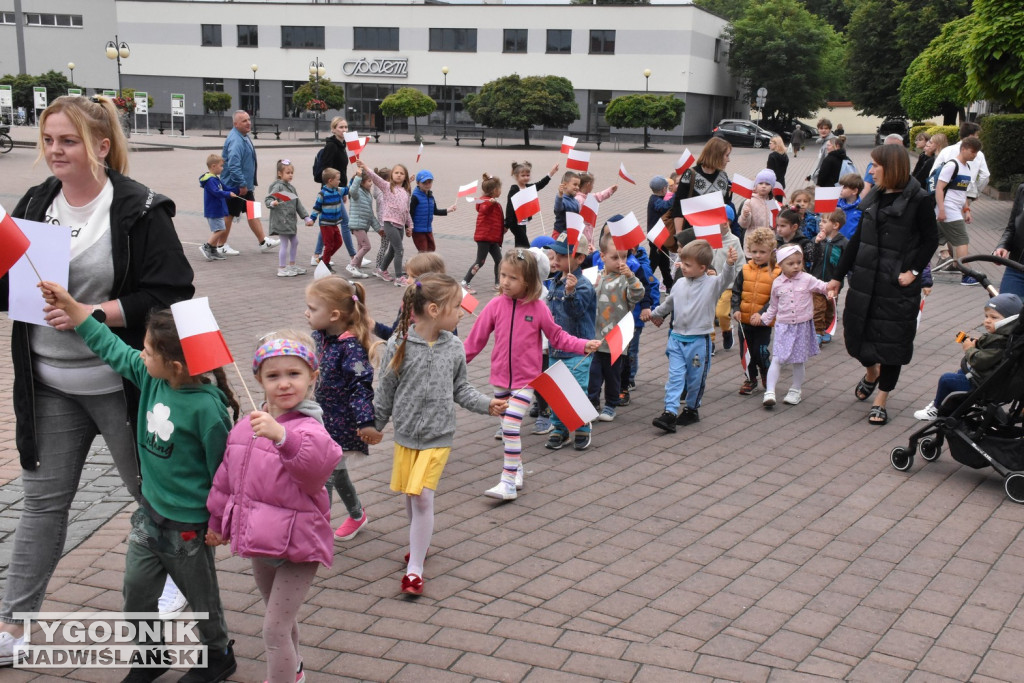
[0,12,83,27]
[200,24,617,55]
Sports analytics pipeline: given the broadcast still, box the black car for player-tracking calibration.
[762,118,816,145]
[875,117,910,146]
[712,119,775,148]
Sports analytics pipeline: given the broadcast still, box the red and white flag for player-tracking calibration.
[740,336,750,373]
[566,213,584,255]
[416,142,424,163]
[680,193,728,227]
[648,220,670,250]
[825,299,838,335]
[460,287,479,315]
[344,131,368,161]
[768,198,781,227]
[457,181,479,199]
[773,182,786,200]
[170,297,234,376]
[0,203,30,277]
[675,149,696,176]
[561,136,578,154]
[566,149,590,172]
[528,360,599,432]
[511,185,541,222]
[580,192,599,228]
[246,200,262,220]
[618,163,636,185]
[605,314,635,365]
[608,212,645,251]
[271,191,296,202]
[731,174,755,200]
[917,297,926,328]
[693,223,724,249]
[814,186,842,214]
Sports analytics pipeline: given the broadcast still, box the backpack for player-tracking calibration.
[312,147,325,183]
[927,159,959,195]
[839,156,858,181]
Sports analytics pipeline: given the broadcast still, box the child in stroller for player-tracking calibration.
[914,293,1023,421]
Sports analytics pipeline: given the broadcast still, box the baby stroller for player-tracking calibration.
[891,255,1024,503]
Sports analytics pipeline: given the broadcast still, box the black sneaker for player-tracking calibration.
[710,342,716,357]
[722,331,733,350]
[573,431,592,450]
[618,389,631,406]
[179,640,236,683]
[121,666,168,683]
[676,407,700,426]
[529,403,540,418]
[545,431,570,450]
[652,411,677,433]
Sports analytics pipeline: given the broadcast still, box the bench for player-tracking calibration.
[574,133,602,150]
[251,123,282,140]
[454,128,486,147]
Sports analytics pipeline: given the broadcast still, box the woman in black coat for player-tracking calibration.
[827,144,938,425]
[767,135,789,189]
[312,116,354,264]
[816,135,851,187]
[994,182,1024,297]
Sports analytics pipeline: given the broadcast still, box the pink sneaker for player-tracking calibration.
[334,513,368,542]
[379,270,395,282]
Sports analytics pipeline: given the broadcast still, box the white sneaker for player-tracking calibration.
[261,240,277,253]
[914,402,938,421]
[288,265,307,275]
[311,254,321,266]
[346,264,369,278]
[277,268,296,277]
[158,576,188,617]
[783,389,802,405]
[763,391,776,408]
[515,465,524,491]
[361,258,373,268]
[264,236,281,248]
[494,426,504,440]
[219,244,240,256]
[0,631,27,666]
[484,481,517,501]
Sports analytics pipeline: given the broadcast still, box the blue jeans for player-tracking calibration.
[549,355,593,435]
[0,383,141,623]
[664,333,712,414]
[935,369,972,408]
[1000,266,1024,299]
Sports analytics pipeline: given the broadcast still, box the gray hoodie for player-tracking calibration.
[374,328,492,450]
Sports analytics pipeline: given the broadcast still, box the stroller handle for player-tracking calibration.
[955,255,1024,297]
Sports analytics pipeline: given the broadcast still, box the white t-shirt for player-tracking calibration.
[936,159,972,222]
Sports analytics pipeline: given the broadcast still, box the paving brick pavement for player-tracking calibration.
[2,127,1024,681]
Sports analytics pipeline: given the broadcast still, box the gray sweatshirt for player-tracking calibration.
[374,328,492,450]
[654,260,738,336]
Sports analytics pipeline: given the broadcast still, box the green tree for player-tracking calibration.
[694,0,750,21]
[291,75,345,115]
[899,15,975,124]
[846,0,971,117]
[726,0,845,121]
[379,87,436,142]
[801,0,853,32]
[203,91,233,134]
[604,94,685,132]
[464,74,580,146]
[966,0,1024,110]
[571,0,648,3]
[0,73,36,110]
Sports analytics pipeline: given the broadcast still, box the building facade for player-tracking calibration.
[1,0,738,141]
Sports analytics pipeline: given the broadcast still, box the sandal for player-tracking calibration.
[868,405,888,425]
[855,375,878,401]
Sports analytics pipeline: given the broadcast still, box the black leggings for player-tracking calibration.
[865,362,902,393]
[463,241,503,284]
[510,222,530,248]
[649,241,674,287]
[741,324,772,381]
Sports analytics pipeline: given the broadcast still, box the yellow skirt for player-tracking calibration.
[391,445,451,495]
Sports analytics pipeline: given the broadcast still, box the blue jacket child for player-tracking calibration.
[410,170,450,234]
[837,196,862,239]
[199,171,232,219]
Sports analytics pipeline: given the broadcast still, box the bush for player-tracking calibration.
[980,114,1024,192]
[925,124,960,146]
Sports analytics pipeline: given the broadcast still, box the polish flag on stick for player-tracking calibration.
[246,200,262,220]
[814,186,842,214]
[731,174,755,200]
[528,360,599,432]
[768,198,781,228]
[566,149,590,172]
[773,182,786,200]
[740,337,751,373]
[693,223,724,249]
[566,213,584,256]
[271,191,296,202]
[648,221,670,250]
[344,131,367,161]
[170,297,234,376]
[618,163,636,185]
[0,204,31,278]
[675,149,696,176]
[457,181,479,199]
[416,142,424,163]
[605,314,635,365]
[580,193,600,228]
[680,193,728,227]
[460,287,479,315]
[561,136,578,154]
[608,212,645,251]
[511,185,541,222]
[825,299,838,335]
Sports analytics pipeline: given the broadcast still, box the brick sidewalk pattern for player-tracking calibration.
[1,129,1023,682]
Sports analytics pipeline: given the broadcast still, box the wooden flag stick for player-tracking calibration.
[25,253,44,284]
[231,360,259,413]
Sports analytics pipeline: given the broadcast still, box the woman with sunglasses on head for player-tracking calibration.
[0,95,194,665]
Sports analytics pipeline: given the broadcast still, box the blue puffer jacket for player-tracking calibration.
[410,187,448,233]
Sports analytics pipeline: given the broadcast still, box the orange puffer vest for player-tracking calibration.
[739,261,780,325]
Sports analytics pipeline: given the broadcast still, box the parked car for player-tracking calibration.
[762,117,816,145]
[875,117,910,146]
[711,119,775,148]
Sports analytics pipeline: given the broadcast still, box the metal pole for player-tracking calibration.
[441,67,449,140]
[643,69,651,150]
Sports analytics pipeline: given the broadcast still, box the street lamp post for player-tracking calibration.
[68,62,75,86]
[250,64,258,119]
[104,36,130,96]
[643,68,651,150]
[441,66,449,140]
[309,58,325,140]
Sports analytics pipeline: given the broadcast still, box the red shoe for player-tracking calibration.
[401,573,424,596]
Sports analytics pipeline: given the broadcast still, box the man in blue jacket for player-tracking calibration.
[220,110,278,255]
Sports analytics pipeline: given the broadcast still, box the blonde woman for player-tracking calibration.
[767,135,789,190]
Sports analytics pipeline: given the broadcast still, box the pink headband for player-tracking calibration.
[776,244,802,263]
[252,339,318,375]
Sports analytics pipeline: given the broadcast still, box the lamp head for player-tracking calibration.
[643,69,651,78]
[68,62,75,70]
[442,66,449,75]
[118,42,130,59]
[105,42,117,60]
[251,64,259,74]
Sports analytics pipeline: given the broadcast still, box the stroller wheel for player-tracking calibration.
[890,447,913,472]
[1005,473,1024,504]
[920,438,940,462]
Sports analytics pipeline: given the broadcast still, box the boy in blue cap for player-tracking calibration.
[410,169,456,252]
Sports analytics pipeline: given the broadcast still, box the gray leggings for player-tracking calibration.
[378,221,405,279]
[252,558,319,683]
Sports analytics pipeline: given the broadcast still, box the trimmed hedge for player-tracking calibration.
[925,125,960,147]
[981,114,1024,192]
